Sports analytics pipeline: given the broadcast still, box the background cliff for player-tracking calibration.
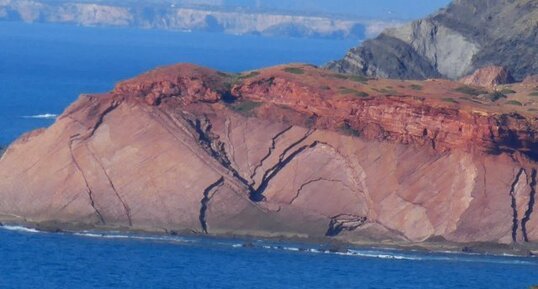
[327,0,538,81]
[0,0,417,39]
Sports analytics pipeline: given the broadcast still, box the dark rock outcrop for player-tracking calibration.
[327,0,538,81]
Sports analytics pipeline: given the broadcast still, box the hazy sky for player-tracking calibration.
[220,0,453,19]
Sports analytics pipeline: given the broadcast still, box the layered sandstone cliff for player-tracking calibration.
[0,64,537,247]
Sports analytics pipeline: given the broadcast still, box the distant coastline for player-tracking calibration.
[0,0,405,39]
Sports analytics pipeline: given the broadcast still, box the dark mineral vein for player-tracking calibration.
[199,177,225,234]
[521,169,537,242]
[509,168,525,242]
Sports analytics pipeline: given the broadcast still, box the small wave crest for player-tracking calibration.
[73,231,193,244]
[0,225,40,233]
[255,245,536,265]
[22,113,58,119]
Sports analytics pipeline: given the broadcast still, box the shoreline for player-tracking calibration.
[1,217,537,258]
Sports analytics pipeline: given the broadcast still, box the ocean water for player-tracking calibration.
[1,226,537,289]
[0,22,357,145]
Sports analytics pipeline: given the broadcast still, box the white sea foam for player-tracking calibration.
[0,225,40,233]
[257,245,537,265]
[74,232,103,238]
[346,250,423,261]
[22,113,58,119]
[73,232,191,243]
[283,247,300,251]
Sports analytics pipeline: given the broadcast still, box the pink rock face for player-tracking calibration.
[459,65,514,89]
[0,64,537,245]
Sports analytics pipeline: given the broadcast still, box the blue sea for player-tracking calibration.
[0,22,537,289]
[1,226,537,289]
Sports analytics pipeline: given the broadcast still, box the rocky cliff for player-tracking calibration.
[327,0,538,81]
[0,64,537,248]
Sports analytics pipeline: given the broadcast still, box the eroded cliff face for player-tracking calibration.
[0,64,537,246]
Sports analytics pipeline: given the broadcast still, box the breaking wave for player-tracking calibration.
[247,244,537,265]
[0,225,40,233]
[22,113,58,119]
[73,231,193,244]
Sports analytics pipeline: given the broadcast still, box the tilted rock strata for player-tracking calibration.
[327,0,538,81]
[0,63,537,245]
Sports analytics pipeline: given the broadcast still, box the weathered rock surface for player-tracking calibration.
[460,66,514,89]
[0,64,537,246]
[327,0,538,81]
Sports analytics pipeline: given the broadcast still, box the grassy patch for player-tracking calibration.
[486,91,507,102]
[499,88,516,94]
[338,87,370,98]
[339,87,359,94]
[225,71,261,88]
[506,100,523,106]
[442,97,459,104]
[373,88,397,95]
[228,101,262,116]
[355,91,369,97]
[455,85,488,96]
[459,96,483,104]
[238,71,260,79]
[332,74,348,79]
[283,67,305,75]
[349,75,368,83]
[409,84,423,90]
[331,73,368,83]
[529,91,538,97]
